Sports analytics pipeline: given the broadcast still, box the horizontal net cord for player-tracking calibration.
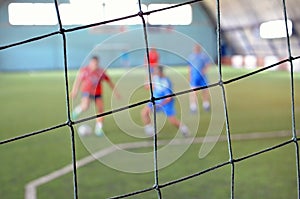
[109,186,155,199]
[0,0,202,51]
[0,0,298,198]
[110,138,295,198]
[0,31,60,50]
[0,55,297,145]
[0,122,67,145]
[161,138,294,188]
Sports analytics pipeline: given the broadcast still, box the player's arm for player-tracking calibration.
[187,56,192,82]
[159,96,172,106]
[105,73,121,99]
[187,63,192,82]
[202,56,211,74]
[202,62,211,74]
[70,70,82,99]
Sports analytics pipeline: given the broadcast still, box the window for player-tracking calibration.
[148,4,192,25]
[8,3,57,25]
[59,2,102,25]
[103,1,147,25]
[8,2,192,26]
[260,19,293,39]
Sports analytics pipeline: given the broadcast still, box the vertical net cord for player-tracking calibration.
[1,1,299,198]
[282,0,300,197]
[53,1,79,199]
[216,0,235,198]
[138,1,162,198]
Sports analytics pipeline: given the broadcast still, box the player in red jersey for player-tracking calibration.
[71,56,120,136]
[144,48,160,89]
[147,48,159,72]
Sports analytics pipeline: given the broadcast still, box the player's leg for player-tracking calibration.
[189,90,198,113]
[94,96,104,136]
[167,116,190,137]
[189,77,199,113]
[201,88,210,112]
[164,101,190,137]
[141,104,154,136]
[72,93,91,120]
[191,75,210,112]
[200,75,210,112]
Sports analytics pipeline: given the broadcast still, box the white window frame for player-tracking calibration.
[148,4,192,25]
[8,2,192,26]
[260,19,293,39]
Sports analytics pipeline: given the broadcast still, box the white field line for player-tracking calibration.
[25,130,293,199]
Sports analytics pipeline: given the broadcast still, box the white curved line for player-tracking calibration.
[25,130,292,199]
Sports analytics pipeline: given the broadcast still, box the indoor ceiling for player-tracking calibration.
[1,0,299,56]
[202,0,300,56]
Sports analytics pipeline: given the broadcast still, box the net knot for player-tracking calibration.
[218,80,224,86]
[293,136,298,143]
[230,158,236,164]
[59,28,66,34]
[67,120,73,127]
[151,96,156,104]
[138,11,144,17]
[153,184,160,190]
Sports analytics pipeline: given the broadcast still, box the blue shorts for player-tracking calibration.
[190,75,208,88]
[82,92,102,100]
[148,100,176,117]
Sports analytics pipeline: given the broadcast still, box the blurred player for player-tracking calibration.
[145,47,160,73]
[144,47,160,89]
[188,44,211,112]
[141,65,189,137]
[71,56,120,136]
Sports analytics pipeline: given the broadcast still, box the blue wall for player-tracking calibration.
[0,1,216,71]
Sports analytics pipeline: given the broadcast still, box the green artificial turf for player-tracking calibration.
[0,66,299,198]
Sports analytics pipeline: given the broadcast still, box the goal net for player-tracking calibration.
[0,0,299,198]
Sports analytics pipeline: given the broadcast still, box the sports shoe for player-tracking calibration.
[203,102,210,112]
[190,108,198,114]
[203,105,211,112]
[145,125,155,137]
[95,127,104,137]
[72,111,79,120]
[190,104,198,114]
[180,125,190,137]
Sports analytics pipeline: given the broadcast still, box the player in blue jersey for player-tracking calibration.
[141,65,189,137]
[188,44,211,112]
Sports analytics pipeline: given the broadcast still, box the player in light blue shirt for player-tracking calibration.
[188,44,211,112]
[141,66,189,137]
